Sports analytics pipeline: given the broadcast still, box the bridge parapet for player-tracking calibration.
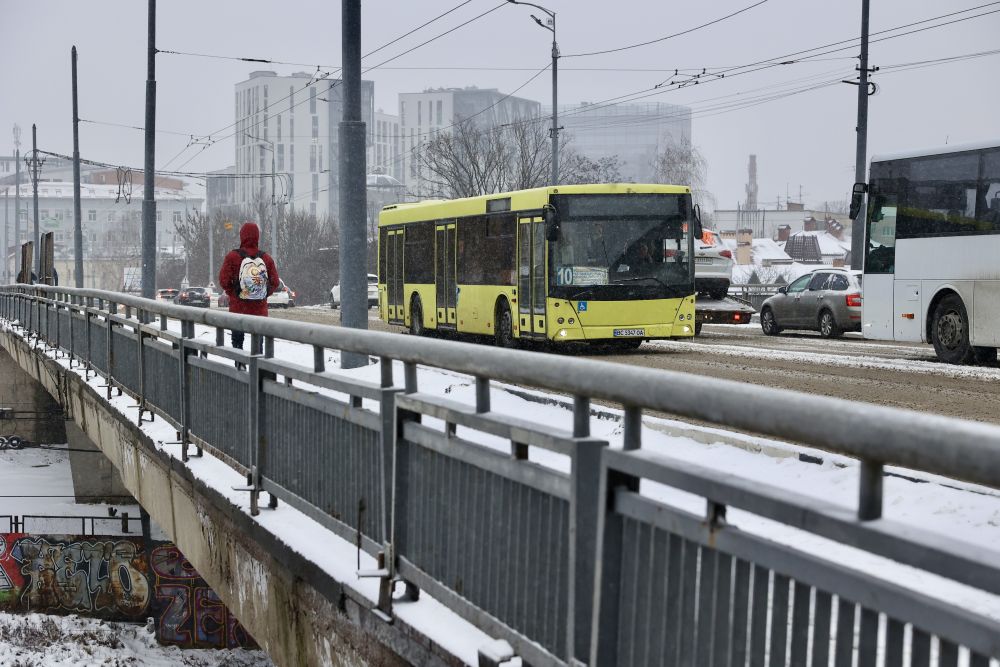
[2,284,1000,666]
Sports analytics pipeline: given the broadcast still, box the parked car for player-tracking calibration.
[155,288,179,302]
[175,286,211,308]
[760,268,863,338]
[695,230,734,300]
[330,274,378,309]
[267,280,295,308]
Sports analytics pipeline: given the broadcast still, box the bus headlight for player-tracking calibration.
[558,329,567,337]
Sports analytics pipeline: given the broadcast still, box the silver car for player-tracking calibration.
[695,229,734,300]
[760,268,863,338]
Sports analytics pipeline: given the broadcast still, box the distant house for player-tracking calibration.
[783,230,850,265]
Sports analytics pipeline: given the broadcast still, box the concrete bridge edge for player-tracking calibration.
[0,330,466,667]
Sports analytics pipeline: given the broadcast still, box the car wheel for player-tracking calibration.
[932,294,975,364]
[409,296,424,336]
[495,301,515,348]
[760,307,780,336]
[818,309,842,338]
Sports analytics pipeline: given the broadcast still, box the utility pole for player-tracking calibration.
[13,125,20,280]
[72,46,84,288]
[507,0,560,185]
[141,0,157,298]
[29,124,43,277]
[851,0,872,270]
[270,147,277,262]
[3,188,8,283]
[339,0,368,369]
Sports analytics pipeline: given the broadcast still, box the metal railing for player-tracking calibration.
[0,514,142,535]
[3,284,1000,666]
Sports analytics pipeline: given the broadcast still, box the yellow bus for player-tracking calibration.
[377,183,700,348]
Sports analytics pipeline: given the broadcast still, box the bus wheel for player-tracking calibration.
[495,302,514,348]
[409,297,424,336]
[932,294,975,364]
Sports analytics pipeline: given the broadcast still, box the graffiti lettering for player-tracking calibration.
[10,536,149,617]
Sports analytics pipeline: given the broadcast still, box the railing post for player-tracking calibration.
[177,319,195,462]
[248,354,263,516]
[84,296,94,379]
[67,294,76,366]
[135,307,151,425]
[475,376,490,414]
[105,300,116,399]
[623,405,641,451]
[858,459,883,521]
[374,355,401,618]
[566,435,607,663]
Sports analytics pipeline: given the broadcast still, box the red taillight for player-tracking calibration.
[719,250,733,259]
[846,293,862,307]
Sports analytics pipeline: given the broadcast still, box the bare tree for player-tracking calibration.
[414,118,623,197]
[651,136,715,210]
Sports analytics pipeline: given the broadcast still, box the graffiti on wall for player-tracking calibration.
[0,534,149,618]
[150,543,257,649]
[0,534,256,650]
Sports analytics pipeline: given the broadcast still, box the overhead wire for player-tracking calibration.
[563,0,771,59]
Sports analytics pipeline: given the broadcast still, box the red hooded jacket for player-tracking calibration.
[219,222,280,316]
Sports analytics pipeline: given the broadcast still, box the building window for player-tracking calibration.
[156,211,162,222]
[260,145,266,172]
[173,211,182,223]
[310,145,317,172]
[107,212,114,222]
[263,114,268,141]
[290,145,295,172]
[312,174,319,201]
[318,145,323,173]
[288,175,294,200]
[87,210,96,222]
[400,101,406,125]
[436,100,443,125]
[309,86,316,114]
[312,115,319,138]
[310,202,317,217]
[40,209,49,219]
[277,144,285,171]
[418,101,422,126]
[277,114,282,141]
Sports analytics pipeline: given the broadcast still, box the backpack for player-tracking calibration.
[234,249,269,301]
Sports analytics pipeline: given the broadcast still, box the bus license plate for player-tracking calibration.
[613,328,645,337]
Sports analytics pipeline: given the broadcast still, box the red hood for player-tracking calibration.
[239,222,260,252]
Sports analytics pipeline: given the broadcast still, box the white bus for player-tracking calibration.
[857,141,1000,364]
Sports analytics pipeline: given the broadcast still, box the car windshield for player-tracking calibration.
[549,193,693,300]
[367,275,377,285]
[188,287,206,294]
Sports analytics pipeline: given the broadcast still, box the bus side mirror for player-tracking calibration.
[849,182,867,219]
[544,205,561,242]
[692,204,704,238]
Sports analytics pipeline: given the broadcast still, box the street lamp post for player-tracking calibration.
[507,0,559,185]
[246,132,278,261]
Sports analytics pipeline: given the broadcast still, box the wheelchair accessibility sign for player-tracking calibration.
[578,301,588,312]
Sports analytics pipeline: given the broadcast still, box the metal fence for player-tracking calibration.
[2,284,1000,666]
[0,514,143,535]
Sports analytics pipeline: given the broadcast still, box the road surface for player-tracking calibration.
[269,307,1000,425]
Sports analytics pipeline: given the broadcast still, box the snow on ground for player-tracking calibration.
[648,336,1000,380]
[0,613,272,667]
[5,314,1000,663]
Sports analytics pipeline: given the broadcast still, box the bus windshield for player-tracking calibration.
[549,193,692,300]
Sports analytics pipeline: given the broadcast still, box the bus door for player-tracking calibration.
[386,228,404,323]
[435,222,457,326]
[517,216,547,337]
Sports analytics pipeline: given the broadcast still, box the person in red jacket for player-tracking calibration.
[218,222,279,350]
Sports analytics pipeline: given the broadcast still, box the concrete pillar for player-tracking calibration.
[0,346,66,445]
[66,421,134,504]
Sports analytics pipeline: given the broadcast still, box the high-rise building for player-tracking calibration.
[548,102,692,183]
[399,87,541,195]
[370,110,402,184]
[233,71,374,223]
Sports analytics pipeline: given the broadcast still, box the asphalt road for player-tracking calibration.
[269,306,1000,425]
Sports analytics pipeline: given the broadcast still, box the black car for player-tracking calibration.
[175,286,211,308]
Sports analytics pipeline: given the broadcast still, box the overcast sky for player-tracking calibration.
[3,0,998,212]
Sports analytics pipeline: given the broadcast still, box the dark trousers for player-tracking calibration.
[231,330,245,350]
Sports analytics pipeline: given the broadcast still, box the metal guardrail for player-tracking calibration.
[0,514,142,535]
[2,284,1000,665]
[729,284,781,311]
